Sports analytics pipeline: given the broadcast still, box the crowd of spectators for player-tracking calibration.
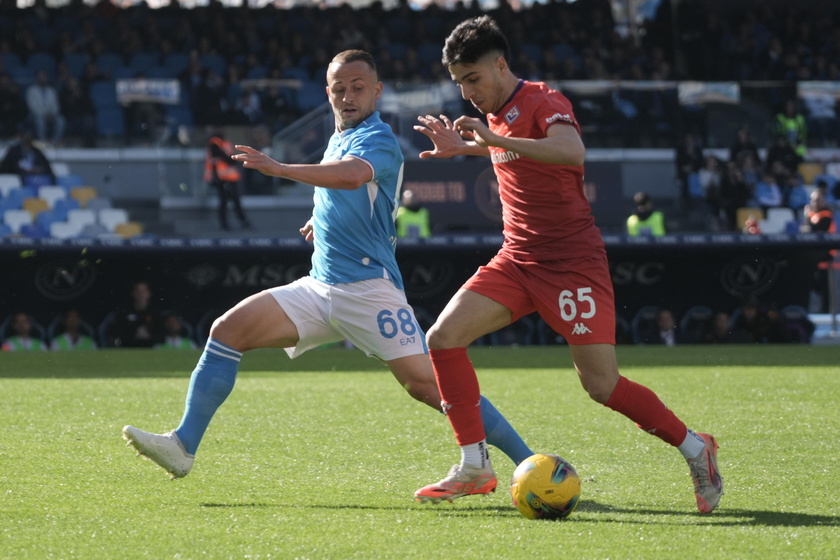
[0,0,838,148]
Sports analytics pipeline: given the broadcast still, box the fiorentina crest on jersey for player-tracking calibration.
[505,105,520,124]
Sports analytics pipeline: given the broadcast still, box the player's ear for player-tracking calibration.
[374,81,383,99]
[495,55,507,73]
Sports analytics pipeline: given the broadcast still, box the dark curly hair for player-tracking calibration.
[442,16,510,67]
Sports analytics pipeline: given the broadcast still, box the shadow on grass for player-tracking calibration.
[575,500,840,527]
[199,500,840,527]
[2,345,838,378]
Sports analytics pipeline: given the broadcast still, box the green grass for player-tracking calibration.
[1,346,839,559]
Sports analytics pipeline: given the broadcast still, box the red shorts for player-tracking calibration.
[463,252,616,345]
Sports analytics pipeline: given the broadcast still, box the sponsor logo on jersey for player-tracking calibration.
[490,150,521,164]
[571,322,592,335]
[505,105,520,124]
[545,112,574,125]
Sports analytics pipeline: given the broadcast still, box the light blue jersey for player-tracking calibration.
[310,111,405,290]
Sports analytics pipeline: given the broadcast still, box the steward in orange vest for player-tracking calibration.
[204,133,242,184]
[204,131,251,231]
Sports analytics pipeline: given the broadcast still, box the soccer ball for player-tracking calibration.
[510,453,580,520]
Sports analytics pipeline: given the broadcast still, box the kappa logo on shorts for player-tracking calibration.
[571,323,592,335]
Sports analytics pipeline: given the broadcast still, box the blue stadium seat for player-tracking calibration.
[679,305,714,344]
[518,43,543,64]
[8,66,35,86]
[0,53,21,70]
[295,80,328,112]
[163,104,193,128]
[27,52,56,78]
[1,189,24,210]
[0,223,12,237]
[62,52,89,78]
[416,42,442,65]
[111,66,140,80]
[32,27,58,51]
[36,209,64,230]
[95,53,125,77]
[282,66,310,81]
[23,175,54,190]
[128,53,160,75]
[631,305,660,344]
[246,66,268,80]
[162,53,189,76]
[0,198,17,214]
[90,80,119,108]
[53,197,80,216]
[551,44,578,62]
[57,174,85,189]
[146,66,178,79]
[95,106,126,138]
[19,223,47,238]
[200,54,227,77]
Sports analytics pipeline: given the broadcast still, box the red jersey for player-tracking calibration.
[486,80,604,261]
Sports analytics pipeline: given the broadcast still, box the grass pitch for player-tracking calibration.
[1,345,838,559]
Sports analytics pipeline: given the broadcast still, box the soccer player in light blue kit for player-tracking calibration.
[122,50,533,488]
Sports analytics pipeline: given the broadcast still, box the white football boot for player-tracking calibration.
[122,425,194,479]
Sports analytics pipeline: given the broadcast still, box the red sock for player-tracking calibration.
[605,376,687,447]
[429,347,485,446]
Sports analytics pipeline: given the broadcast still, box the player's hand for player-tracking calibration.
[233,145,282,176]
[453,116,498,148]
[299,217,314,242]
[414,114,468,159]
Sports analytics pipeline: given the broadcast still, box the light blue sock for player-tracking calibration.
[480,395,534,465]
[175,338,241,455]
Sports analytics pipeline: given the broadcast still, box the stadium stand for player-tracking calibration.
[69,186,97,208]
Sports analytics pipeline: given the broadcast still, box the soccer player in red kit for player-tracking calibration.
[412,16,723,514]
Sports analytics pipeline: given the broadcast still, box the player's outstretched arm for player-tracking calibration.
[458,120,585,167]
[414,114,490,159]
[233,145,372,190]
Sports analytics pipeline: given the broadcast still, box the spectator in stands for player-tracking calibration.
[205,128,252,232]
[59,76,96,148]
[728,127,761,166]
[698,154,723,225]
[702,311,732,344]
[766,135,802,181]
[779,306,815,344]
[752,172,783,209]
[737,152,762,194]
[2,312,47,351]
[626,191,665,237]
[230,87,264,126]
[801,189,836,313]
[783,174,809,217]
[674,132,704,207]
[155,313,198,350]
[801,88,838,148]
[396,189,431,239]
[50,308,97,351]
[717,161,751,231]
[25,69,65,147]
[773,99,807,159]
[0,129,56,184]
[644,308,680,346]
[730,299,783,343]
[0,72,27,140]
[192,68,227,128]
[124,73,165,146]
[108,280,164,348]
